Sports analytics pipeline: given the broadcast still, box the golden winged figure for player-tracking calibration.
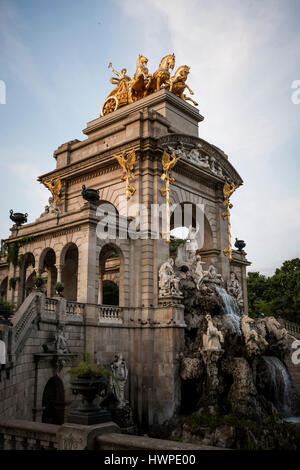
[44,178,62,206]
[161,150,179,181]
[114,149,136,176]
[223,181,237,201]
[114,149,136,199]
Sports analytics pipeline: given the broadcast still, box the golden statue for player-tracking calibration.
[145,53,175,96]
[101,54,198,115]
[101,63,131,116]
[167,65,198,106]
[222,181,237,262]
[114,149,136,200]
[44,178,62,207]
[128,54,151,104]
[160,151,180,244]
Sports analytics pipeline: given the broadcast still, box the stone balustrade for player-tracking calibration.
[66,301,85,317]
[0,419,216,450]
[0,420,59,450]
[98,305,123,324]
[283,320,300,337]
[45,297,58,313]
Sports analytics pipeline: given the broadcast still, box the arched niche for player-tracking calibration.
[61,243,78,301]
[19,252,35,304]
[42,376,65,425]
[98,243,124,306]
[0,277,8,302]
[102,280,119,306]
[39,248,57,297]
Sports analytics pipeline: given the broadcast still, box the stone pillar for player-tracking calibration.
[55,263,63,283]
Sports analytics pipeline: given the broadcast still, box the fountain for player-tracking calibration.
[155,248,300,449]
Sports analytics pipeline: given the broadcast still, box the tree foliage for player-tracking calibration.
[247,258,300,323]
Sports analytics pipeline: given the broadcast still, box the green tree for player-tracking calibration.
[247,258,300,323]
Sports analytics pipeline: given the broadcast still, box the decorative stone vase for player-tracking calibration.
[81,185,99,204]
[9,210,28,227]
[55,284,64,296]
[234,238,246,251]
[68,375,111,425]
[34,277,44,289]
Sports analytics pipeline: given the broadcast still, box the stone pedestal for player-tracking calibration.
[57,421,120,450]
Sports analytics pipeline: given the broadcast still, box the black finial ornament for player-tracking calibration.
[9,210,28,227]
[234,238,246,251]
[81,185,100,204]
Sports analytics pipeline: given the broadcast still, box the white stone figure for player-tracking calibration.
[216,164,224,178]
[241,314,268,356]
[187,143,202,163]
[227,272,244,308]
[203,265,223,285]
[202,314,224,351]
[199,155,210,169]
[186,224,199,257]
[167,141,186,160]
[264,316,288,342]
[55,324,69,354]
[192,254,207,289]
[0,340,6,365]
[110,353,128,408]
[159,258,182,297]
[210,156,218,174]
[40,197,59,218]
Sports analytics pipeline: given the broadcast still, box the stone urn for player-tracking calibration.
[55,283,64,296]
[81,185,99,204]
[68,375,111,425]
[234,238,246,251]
[9,210,28,227]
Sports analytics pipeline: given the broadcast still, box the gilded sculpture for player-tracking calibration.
[222,181,237,262]
[43,178,62,207]
[101,53,198,116]
[160,150,180,244]
[114,149,136,200]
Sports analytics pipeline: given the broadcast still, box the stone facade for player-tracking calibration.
[0,89,251,427]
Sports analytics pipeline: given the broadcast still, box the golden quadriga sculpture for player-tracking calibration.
[101,54,198,116]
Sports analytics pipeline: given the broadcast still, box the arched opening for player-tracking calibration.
[42,376,65,425]
[25,271,36,297]
[61,244,78,301]
[19,253,35,303]
[0,277,8,302]
[40,248,57,298]
[98,244,123,306]
[102,280,119,305]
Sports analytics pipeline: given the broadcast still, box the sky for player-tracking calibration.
[0,0,299,276]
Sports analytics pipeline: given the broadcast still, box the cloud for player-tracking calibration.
[119,0,300,275]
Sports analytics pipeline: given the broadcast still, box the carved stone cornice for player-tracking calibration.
[158,134,243,186]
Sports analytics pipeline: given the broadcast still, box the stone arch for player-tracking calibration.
[0,277,8,302]
[98,242,125,306]
[61,243,79,301]
[18,252,35,305]
[100,185,124,213]
[170,187,217,249]
[42,376,65,425]
[38,248,57,297]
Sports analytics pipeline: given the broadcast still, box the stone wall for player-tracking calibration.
[0,315,84,422]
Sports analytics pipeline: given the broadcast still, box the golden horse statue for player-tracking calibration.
[128,54,151,104]
[145,53,175,95]
[167,65,198,106]
[101,54,199,115]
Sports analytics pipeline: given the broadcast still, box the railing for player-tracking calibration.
[0,420,59,450]
[98,305,123,324]
[13,294,39,356]
[66,301,84,317]
[45,297,58,313]
[283,320,300,336]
